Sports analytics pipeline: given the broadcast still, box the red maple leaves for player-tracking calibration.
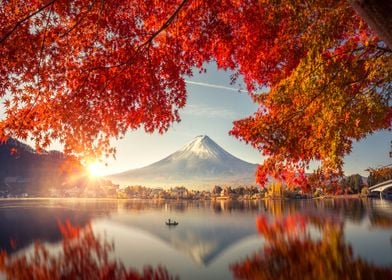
[0,1,390,187]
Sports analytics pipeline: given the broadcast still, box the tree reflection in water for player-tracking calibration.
[0,220,176,280]
[231,214,392,280]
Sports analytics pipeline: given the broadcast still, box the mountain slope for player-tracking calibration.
[0,139,65,190]
[108,135,257,187]
[0,138,87,195]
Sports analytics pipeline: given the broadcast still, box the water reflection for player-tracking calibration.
[0,204,92,253]
[118,200,265,214]
[370,212,392,229]
[0,220,176,280]
[262,198,392,227]
[0,199,391,279]
[231,213,392,279]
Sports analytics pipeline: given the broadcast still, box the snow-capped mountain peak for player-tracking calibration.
[108,135,257,188]
[177,135,228,160]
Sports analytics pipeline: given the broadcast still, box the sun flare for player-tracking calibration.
[88,162,101,177]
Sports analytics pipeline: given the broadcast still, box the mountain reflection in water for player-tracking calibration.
[0,198,391,279]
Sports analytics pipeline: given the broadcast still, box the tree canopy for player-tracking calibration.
[228,0,391,187]
[0,0,391,187]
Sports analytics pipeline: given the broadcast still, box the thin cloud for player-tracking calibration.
[185,80,248,93]
[183,104,241,120]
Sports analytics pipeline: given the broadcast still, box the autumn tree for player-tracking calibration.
[228,1,391,187]
[341,174,364,193]
[0,0,391,186]
[367,166,392,186]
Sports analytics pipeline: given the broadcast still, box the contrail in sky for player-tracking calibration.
[184,80,249,93]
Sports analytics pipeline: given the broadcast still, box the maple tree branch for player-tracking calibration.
[37,5,54,94]
[374,46,392,53]
[138,0,189,50]
[59,0,100,38]
[89,0,189,71]
[92,0,106,41]
[284,44,380,123]
[13,2,56,139]
[282,65,342,123]
[54,0,189,106]
[0,0,57,45]
[349,0,392,49]
[86,0,190,98]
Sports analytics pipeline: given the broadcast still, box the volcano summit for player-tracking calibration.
[108,135,257,188]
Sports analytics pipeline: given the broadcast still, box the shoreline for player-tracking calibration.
[0,194,375,202]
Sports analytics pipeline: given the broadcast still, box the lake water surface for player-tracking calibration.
[0,198,391,279]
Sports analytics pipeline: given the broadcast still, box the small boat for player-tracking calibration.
[165,219,179,226]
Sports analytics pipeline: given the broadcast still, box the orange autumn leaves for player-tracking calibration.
[0,0,391,186]
[229,1,391,188]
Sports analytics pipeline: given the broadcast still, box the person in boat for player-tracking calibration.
[166,218,178,225]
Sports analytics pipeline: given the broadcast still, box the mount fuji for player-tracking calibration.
[107,135,258,188]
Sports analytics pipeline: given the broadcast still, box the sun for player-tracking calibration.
[88,162,101,177]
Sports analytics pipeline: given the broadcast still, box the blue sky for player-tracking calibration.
[93,63,261,175]
[90,63,391,177]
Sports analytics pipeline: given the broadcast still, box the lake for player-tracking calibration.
[0,198,391,279]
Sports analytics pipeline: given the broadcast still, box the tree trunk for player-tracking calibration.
[349,0,392,49]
